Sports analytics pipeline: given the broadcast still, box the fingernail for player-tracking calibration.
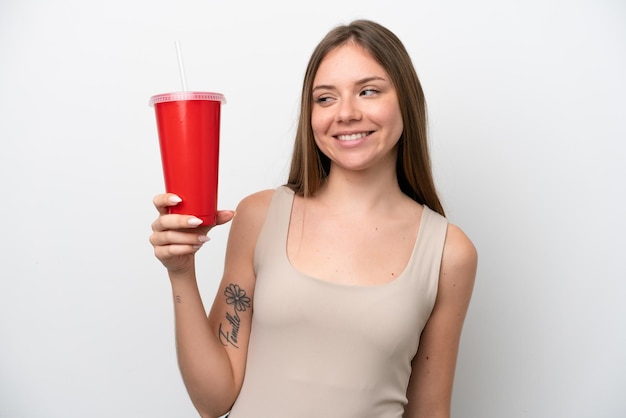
[169,195,182,204]
[198,235,210,243]
[188,217,203,226]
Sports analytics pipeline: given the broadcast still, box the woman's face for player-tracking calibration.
[311,42,404,174]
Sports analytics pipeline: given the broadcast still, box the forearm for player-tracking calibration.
[169,270,237,416]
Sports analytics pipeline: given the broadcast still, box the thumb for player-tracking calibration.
[216,210,236,226]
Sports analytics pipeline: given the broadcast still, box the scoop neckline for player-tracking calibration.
[279,186,428,290]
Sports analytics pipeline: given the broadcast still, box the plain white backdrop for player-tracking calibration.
[1,0,624,417]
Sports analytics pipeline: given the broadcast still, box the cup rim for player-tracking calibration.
[149,91,226,106]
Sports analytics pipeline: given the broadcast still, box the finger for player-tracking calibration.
[150,229,209,247]
[153,243,203,259]
[215,210,236,226]
[153,193,182,215]
[152,213,205,232]
[197,210,235,235]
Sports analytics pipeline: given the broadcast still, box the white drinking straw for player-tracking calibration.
[175,40,188,91]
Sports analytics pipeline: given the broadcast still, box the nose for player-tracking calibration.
[335,96,361,123]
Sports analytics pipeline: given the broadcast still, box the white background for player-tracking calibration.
[1,0,624,417]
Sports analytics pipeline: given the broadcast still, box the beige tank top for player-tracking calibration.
[228,186,448,417]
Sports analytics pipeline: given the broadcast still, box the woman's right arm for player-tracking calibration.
[150,191,272,417]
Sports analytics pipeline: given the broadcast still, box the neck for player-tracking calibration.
[315,164,405,213]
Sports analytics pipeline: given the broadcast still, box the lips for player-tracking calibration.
[335,132,372,141]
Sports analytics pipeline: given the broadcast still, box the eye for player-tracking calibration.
[314,95,335,105]
[360,88,380,97]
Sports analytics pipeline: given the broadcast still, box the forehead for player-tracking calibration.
[314,43,387,83]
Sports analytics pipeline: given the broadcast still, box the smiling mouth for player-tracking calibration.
[335,132,372,141]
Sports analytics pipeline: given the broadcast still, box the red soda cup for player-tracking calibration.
[149,91,226,226]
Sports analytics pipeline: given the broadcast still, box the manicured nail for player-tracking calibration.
[169,195,182,204]
[198,235,210,243]
[187,217,203,226]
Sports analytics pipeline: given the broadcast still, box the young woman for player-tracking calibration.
[150,19,477,418]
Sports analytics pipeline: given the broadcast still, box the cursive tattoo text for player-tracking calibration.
[218,284,251,349]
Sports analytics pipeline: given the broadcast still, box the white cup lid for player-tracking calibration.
[149,91,226,106]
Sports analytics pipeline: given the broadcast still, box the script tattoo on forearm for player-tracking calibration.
[218,283,251,349]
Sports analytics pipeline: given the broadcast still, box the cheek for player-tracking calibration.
[311,108,328,137]
[380,104,403,139]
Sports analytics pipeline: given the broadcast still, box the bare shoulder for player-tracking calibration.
[439,223,478,295]
[232,189,275,229]
[443,224,477,269]
[240,188,275,204]
[223,189,275,253]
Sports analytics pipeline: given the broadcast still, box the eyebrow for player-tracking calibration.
[312,76,388,93]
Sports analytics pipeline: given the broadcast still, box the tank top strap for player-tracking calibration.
[253,186,294,273]
[413,205,448,266]
[401,205,449,314]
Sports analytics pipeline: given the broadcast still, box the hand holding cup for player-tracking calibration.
[150,193,235,275]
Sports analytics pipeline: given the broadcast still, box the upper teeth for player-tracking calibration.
[337,132,368,141]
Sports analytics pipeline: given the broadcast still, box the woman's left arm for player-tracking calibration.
[404,224,478,418]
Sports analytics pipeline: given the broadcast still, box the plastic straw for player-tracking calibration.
[175,40,188,91]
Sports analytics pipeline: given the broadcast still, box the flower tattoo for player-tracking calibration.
[224,284,251,312]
